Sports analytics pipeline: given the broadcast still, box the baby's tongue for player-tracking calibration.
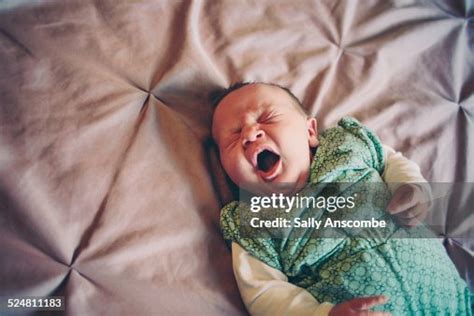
[257,150,279,172]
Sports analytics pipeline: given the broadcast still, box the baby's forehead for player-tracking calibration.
[216,84,295,115]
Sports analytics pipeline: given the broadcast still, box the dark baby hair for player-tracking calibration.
[209,81,309,117]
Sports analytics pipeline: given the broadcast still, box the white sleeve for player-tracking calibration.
[382,144,432,200]
[232,242,334,316]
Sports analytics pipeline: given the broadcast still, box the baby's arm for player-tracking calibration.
[232,242,333,316]
[382,144,429,192]
[382,145,432,226]
[233,243,389,316]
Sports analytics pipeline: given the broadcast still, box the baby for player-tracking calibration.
[211,82,472,315]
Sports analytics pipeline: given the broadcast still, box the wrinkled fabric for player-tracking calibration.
[0,0,472,315]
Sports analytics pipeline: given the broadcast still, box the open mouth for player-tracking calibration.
[257,150,279,172]
[256,149,281,181]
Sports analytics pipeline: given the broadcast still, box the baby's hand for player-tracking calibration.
[329,295,391,316]
[387,184,429,227]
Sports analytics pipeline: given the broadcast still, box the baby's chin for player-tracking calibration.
[240,181,301,197]
[237,166,310,196]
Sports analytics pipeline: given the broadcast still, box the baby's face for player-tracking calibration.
[212,83,318,196]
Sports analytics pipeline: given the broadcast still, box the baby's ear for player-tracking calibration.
[307,117,319,148]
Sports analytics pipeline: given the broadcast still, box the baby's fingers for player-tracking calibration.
[387,185,417,214]
[395,204,428,227]
[366,312,392,316]
[349,295,389,310]
[330,296,391,316]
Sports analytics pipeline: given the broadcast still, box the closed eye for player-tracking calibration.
[231,127,242,134]
[225,133,240,150]
[258,111,280,123]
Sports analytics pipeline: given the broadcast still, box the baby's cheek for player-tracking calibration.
[223,157,246,184]
[222,157,236,178]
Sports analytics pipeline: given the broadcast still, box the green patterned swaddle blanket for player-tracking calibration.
[221,117,472,315]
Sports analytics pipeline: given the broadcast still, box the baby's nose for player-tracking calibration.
[242,127,264,147]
